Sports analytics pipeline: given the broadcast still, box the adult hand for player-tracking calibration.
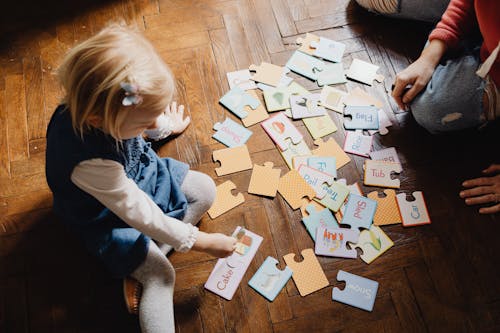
[460,164,500,214]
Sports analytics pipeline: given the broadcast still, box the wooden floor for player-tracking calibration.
[1,0,500,332]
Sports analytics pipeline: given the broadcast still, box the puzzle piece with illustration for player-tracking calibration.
[261,112,303,151]
[341,193,377,231]
[226,69,257,90]
[336,179,363,221]
[279,139,312,169]
[207,181,245,219]
[364,160,402,188]
[312,138,350,169]
[219,86,260,119]
[213,145,253,176]
[332,270,379,311]
[320,86,347,113]
[343,130,373,157]
[263,81,310,112]
[350,225,393,264]
[249,62,289,87]
[345,59,384,86]
[344,105,379,130]
[283,249,329,296]
[277,170,316,210]
[296,33,320,55]
[396,191,431,227]
[248,256,293,302]
[298,164,334,199]
[315,227,359,258]
[317,63,346,86]
[290,93,326,119]
[213,117,252,147]
[303,114,338,140]
[248,162,281,198]
[302,204,339,240]
[286,50,326,81]
[367,189,401,226]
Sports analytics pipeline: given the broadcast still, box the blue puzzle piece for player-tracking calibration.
[212,118,252,147]
[286,51,326,81]
[248,256,293,302]
[307,156,337,179]
[302,204,339,241]
[219,86,260,119]
[343,105,379,130]
[332,270,379,311]
[341,193,377,231]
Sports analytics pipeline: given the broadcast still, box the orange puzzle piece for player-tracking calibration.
[277,170,316,210]
[312,138,350,169]
[367,189,402,226]
[213,145,253,176]
[248,162,282,197]
[283,248,329,296]
[208,180,245,219]
[242,90,269,127]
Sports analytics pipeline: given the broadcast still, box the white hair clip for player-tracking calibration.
[120,82,143,106]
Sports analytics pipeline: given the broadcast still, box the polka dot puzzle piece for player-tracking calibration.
[312,138,350,169]
[241,90,270,127]
[249,62,288,87]
[367,189,402,226]
[248,162,282,198]
[396,191,431,227]
[277,170,316,210]
[207,181,245,219]
[213,145,253,176]
[302,204,339,240]
[350,225,394,264]
[332,270,379,311]
[341,193,377,231]
[283,248,329,297]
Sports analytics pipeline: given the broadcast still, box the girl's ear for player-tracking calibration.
[87,114,103,128]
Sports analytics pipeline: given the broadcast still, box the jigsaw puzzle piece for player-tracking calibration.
[396,191,431,227]
[280,139,312,169]
[320,86,347,113]
[367,189,402,226]
[351,225,394,264]
[368,109,392,135]
[363,160,402,188]
[303,114,337,140]
[213,145,253,176]
[345,59,384,86]
[219,86,260,119]
[286,51,326,81]
[261,112,303,151]
[249,62,288,87]
[212,117,252,147]
[300,198,326,217]
[302,204,339,240]
[317,63,347,86]
[248,256,293,302]
[312,138,350,169]
[248,162,282,197]
[263,81,309,112]
[297,164,334,199]
[343,131,373,157]
[207,181,245,219]
[290,93,326,119]
[343,87,384,108]
[369,147,401,169]
[340,193,377,231]
[283,249,329,296]
[310,37,346,63]
[332,270,379,311]
[241,90,269,127]
[344,105,379,130]
[296,33,320,55]
[315,227,359,258]
[306,156,337,178]
[336,180,363,221]
[226,69,258,90]
[277,170,316,210]
[316,181,350,212]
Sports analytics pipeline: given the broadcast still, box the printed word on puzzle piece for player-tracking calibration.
[298,164,334,199]
[286,50,326,81]
[296,33,320,55]
[303,114,337,140]
[341,193,377,231]
[320,86,347,113]
[212,118,252,148]
[343,131,373,157]
[249,62,289,87]
[316,181,350,212]
[315,227,359,259]
[312,138,350,169]
[293,156,337,179]
[344,105,379,130]
[283,248,329,297]
[277,170,316,210]
[369,147,401,169]
[310,37,346,63]
[261,112,303,151]
[248,162,281,198]
[263,81,309,112]
[336,180,363,221]
[208,181,245,219]
[368,109,392,135]
[242,90,269,127]
[219,86,260,119]
[367,190,402,226]
[345,59,384,86]
[364,160,402,188]
[213,145,253,176]
[343,87,384,108]
[248,256,292,302]
[396,191,431,227]
[290,93,326,119]
[226,69,257,90]
[317,63,347,86]
[280,139,311,169]
[205,227,262,300]
[351,225,394,264]
[302,204,339,241]
[332,270,379,311]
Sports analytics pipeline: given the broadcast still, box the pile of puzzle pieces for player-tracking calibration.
[205,32,431,312]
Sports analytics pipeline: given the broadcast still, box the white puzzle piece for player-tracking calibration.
[364,160,402,188]
[310,37,346,63]
[302,204,339,241]
[345,59,384,86]
[351,225,394,264]
[369,147,401,169]
[213,117,252,147]
[319,86,347,113]
[248,256,292,302]
[317,63,347,86]
[315,227,359,259]
[343,131,373,157]
[297,164,335,199]
[396,191,431,227]
[261,112,303,151]
[290,93,327,119]
[226,69,258,90]
[343,105,379,130]
[368,109,392,135]
[332,270,379,311]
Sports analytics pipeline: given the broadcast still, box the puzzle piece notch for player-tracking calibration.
[241,89,270,127]
[312,138,351,169]
[367,189,402,226]
[297,164,335,199]
[364,160,402,188]
[279,138,312,169]
[396,191,431,227]
[261,112,303,151]
[290,93,327,119]
[277,170,316,210]
[207,181,245,219]
[248,256,293,302]
[249,62,288,87]
[315,227,359,258]
[283,248,329,297]
[247,162,282,197]
[212,118,252,147]
[219,86,260,119]
[350,225,394,264]
[316,180,350,212]
[344,105,379,130]
[296,33,320,55]
[302,204,339,240]
[332,270,379,311]
[263,81,310,112]
[213,145,253,176]
[368,109,392,135]
[300,198,326,218]
[340,193,377,231]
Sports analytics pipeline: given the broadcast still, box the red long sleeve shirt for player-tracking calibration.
[429,0,499,85]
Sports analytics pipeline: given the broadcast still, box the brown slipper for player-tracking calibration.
[123,277,142,315]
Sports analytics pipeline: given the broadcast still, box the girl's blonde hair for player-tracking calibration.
[58,24,175,139]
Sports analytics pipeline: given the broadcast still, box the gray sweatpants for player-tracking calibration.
[131,170,216,333]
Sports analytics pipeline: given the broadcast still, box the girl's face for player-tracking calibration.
[118,106,163,140]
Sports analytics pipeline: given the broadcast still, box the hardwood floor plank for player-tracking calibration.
[270,0,297,37]
[252,0,287,53]
[5,74,28,162]
[237,0,272,64]
[0,89,10,178]
[295,10,355,33]
[24,56,46,140]
[209,29,238,92]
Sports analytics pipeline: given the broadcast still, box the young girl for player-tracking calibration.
[45,25,237,333]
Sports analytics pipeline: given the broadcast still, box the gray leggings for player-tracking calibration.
[131,170,216,333]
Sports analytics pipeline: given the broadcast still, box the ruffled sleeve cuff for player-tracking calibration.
[174,224,199,253]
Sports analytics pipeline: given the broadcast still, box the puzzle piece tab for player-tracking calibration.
[316,181,350,212]
[344,105,379,130]
[213,117,252,147]
[261,112,303,151]
[219,86,260,119]
[286,51,326,81]
[277,170,316,210]
[283,249,329,296]
[368,109,392,135]
[248,162,281,197]
[248,256,293,302]
[346,59,384,86]
[312,138,350,169]
[310,37,346,63]
[213,145,253,176]
[241,90,269,127]
[315,227,359,258]
[364,160,402,188]
[351,225,394,264]
[207,181,245,219]
[302,204,339,240]
[332,270,379,311]
[341,193,377,231]
[367,189,402,226]
[396,191,431,227]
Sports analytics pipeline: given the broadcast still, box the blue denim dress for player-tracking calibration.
[46,106,189,278]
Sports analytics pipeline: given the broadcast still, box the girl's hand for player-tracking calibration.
[165,101,190,135]
[460,164,500,214]
[193,232,237,258]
